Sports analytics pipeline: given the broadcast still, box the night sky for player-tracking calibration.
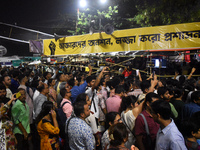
[0,0,76,56]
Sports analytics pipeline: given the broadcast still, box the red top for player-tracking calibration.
[122,70,132,77]
[135,110,160,150]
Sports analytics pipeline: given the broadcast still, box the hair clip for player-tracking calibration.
[110,134,114,140]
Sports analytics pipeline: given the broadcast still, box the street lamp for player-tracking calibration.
[79,0,87,8]
[79,0,107,8]
[77,0,110,34]
[100,0,107,4]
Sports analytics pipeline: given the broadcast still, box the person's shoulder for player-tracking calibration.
[135,112,144,122]
[184,102,199,108]
[168,123,183,139]
[85,87,92,92]
[69,117,80,122]
[69,117,86,128]
[12,100,21,108]
[18,85,24,88]
[106,96,113,102]
[61,99,72,106]
[35,94,41,99]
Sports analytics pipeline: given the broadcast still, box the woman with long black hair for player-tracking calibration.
[36,101,60,150]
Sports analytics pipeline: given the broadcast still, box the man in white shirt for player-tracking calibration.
[85,67,108,119]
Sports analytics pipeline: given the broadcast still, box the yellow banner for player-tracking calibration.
[43,22,200,56]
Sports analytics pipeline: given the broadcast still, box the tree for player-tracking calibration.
[53,0,200,35]
[127,0,200,27]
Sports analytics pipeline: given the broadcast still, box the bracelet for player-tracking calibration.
[4,103,10,109]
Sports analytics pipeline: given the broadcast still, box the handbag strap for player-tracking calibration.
[91,91,97,112]
[26,86,33,101]
[139,113,150,135]
[61,101,70,108]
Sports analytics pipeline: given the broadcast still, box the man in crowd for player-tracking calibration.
[10,70,20,94]
[1,75,12,99]
[11,88,32,150]
[138,80,151,102]
[137,74,159,102]
[69,64,92,104]
[0,84,12,110]
[106,85,125,113]
[157,87,178,119]
[60,87,73,118]
[129,81,143,97]
[151,100,187,150]
[43,71,52,84]
[33,83,49,119]
[55,73,66,95]
[183,91,200,119]
[18,74,34,124]
[66,101,95,150]
[135,92,160,150]
[85,67,108,120]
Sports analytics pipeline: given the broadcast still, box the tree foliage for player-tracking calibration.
[56,0,200,35]
[68,5,122,35]
[120,0,200,27]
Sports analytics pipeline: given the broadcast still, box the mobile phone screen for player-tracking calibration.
[136,69,139,76]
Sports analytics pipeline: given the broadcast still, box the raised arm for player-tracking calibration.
[187,67,196,80]
[88,64,93,76]
[92,67,109,91]
[148,74,158,93]
[138,70,142,82]
[132,100,145,118]
[0,94,16,116]
[174,71,179,80]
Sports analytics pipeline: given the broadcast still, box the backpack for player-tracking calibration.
[56,101,69,139]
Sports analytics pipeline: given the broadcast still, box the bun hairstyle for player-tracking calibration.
[109,123,128,147]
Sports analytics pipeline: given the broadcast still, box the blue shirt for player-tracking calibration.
[183,102,200,119]
[66,117,95,150]
[155,119,187,150]
[70,81,87,104]
[10,78,19,94]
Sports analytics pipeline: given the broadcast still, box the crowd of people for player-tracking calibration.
[0,63,199,150]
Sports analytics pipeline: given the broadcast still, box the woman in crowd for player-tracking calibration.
[120,95,144,149]
[48,79,57,109]
[108,123,134,150]
[101,112,122,150]
[0,91,16,150]
[36,101,60,150]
